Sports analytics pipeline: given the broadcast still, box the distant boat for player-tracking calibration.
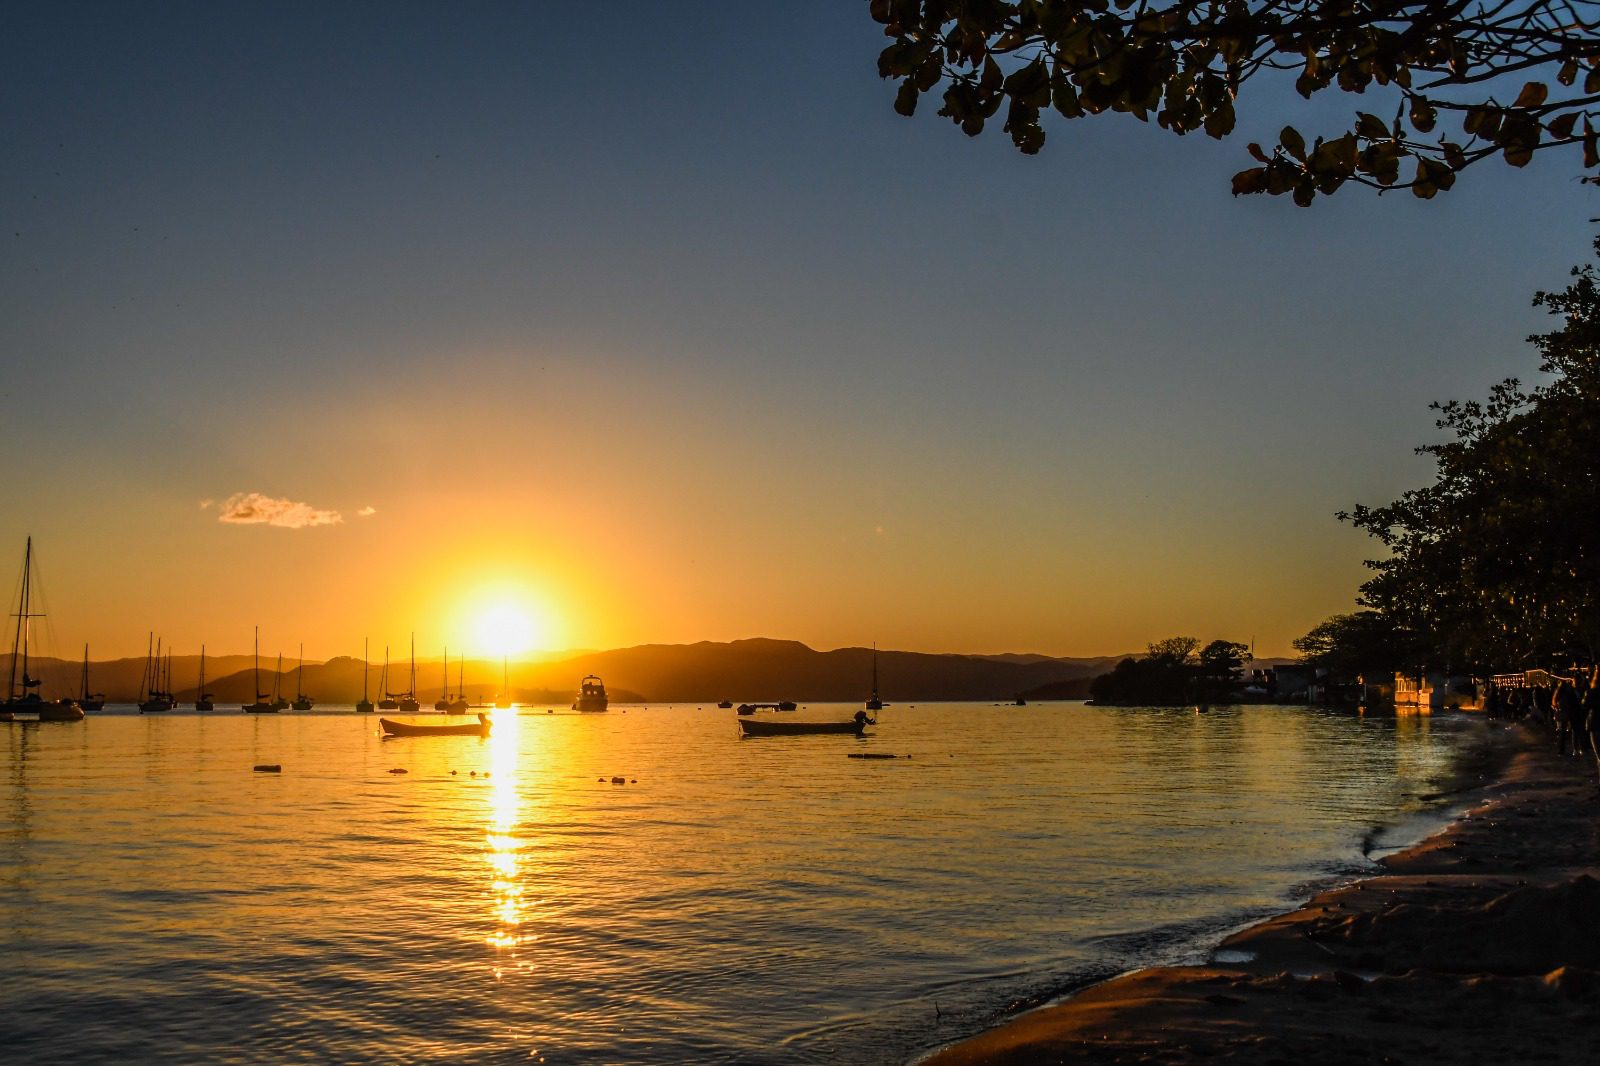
[77,643,105,711]
[2,537,83,722]
[736,703,755,716]
[242,627,278,713]
[445,653,469,714]
[291,643,314,710]
[776,700,797,711]
[398,634,420,713]
[738,716,869,737]
[380,713,491,738]
[572,674,608,712]
[435,647,468,712]
[717,699,733,709]
[866,643,883,712]
[1013,696,1027,706]
[194,644,214,711]
[356,637,375,713]
[271,653,290,710]
[378,644,399,710]
[495,655,511,709]
[138,634,176,713]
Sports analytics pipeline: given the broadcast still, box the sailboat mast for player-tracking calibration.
[12,537,32,701]
[6,538,29,701]
[409,633,416,696]
[443,646,449,700]
[253,626,261,699]
[363,637,370,701]
[199,644,206,694]
[82,643,90,700]
[297,643,304,699]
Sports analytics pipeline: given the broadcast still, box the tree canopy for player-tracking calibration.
[1339,244,1600,670]
[1292,611,1415,679]
[870,0,1600,203]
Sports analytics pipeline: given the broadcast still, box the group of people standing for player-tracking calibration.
[1484,667,1600,783]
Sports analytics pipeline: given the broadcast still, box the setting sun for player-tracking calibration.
[473,603,543,658]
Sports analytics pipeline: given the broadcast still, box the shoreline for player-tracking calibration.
[921,719,1600,1064]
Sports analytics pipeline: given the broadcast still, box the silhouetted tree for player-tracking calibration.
[1293,611,1415,680]
[870,0,1600,203]
[1342,243,1600,668]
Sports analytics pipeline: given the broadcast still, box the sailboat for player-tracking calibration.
[356,637,375,713]
[291,643,314,710]
[398,634,420,713]
[242,627,277,713]
[3,537,83,722]
[271,653,290,710]
[865,643,883,712]
[447,655,469,714]
[139,634,176,713]
[194,644,214,710]
[495,655,511,709]
[378,644,400,710]
[435,646,451,711]
[77,644,105,711]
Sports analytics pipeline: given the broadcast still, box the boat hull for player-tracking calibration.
[380,714,491,737]
[737,719,865,737]
[572,696,608,712]
[355,700,375,713]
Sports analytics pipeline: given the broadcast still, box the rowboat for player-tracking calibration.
[738,717,868,738]
[380,713,491,738]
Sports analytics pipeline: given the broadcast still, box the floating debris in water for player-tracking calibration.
[252,764,281,773]
[388,768,408,775]
[611,776,626,784]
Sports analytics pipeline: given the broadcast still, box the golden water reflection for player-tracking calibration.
[485,709,524,951]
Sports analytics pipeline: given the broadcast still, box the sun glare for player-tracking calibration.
[474,603,541,658]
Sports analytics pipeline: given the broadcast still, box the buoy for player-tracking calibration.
[252,764,281,773]
[388,768,408,775]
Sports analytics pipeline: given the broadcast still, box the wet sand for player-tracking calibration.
[924,721,1600,1065]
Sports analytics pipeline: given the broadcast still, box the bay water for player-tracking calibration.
[1,702,1485,1063]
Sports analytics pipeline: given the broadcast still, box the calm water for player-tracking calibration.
[1,702,1485,1064]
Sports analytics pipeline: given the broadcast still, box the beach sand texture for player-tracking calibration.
[925,723,1600,1065]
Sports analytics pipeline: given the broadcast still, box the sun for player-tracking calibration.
[473,603,541,658]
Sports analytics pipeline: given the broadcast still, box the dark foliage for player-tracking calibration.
[871,0,1600,203]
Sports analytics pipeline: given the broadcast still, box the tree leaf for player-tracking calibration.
[1512,82,1549,109]
[1280,125,1305,160]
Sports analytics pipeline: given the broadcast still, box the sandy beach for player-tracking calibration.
[925,720,1600,1065]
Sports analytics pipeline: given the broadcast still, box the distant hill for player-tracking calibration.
[17,638,1122,704]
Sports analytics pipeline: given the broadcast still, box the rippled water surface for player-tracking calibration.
[1,703,1485,1063]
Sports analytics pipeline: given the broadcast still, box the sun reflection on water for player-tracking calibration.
[484,710,524,952]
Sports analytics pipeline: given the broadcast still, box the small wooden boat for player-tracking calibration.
[738,717,868,738]
[380,713,491,738]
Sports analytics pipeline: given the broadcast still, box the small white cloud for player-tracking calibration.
[218,492,343,529]
[357,505,377,517]
[198,498,215,510]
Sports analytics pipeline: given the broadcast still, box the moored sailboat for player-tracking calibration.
[3,537,83,722]
[194,644,214,711]
[271,653,290,710]
[243,627,277,713]
[866,642,883,712]
[139,634,176,713]
[77,644,105,711]
[378,644,399,710]
[398,634,420,713]
[291,643,314,710]
[434,646,452,711]
[446,655,469,714]
[356,637,375,713]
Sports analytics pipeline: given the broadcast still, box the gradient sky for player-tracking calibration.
[3,1,1594,662]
